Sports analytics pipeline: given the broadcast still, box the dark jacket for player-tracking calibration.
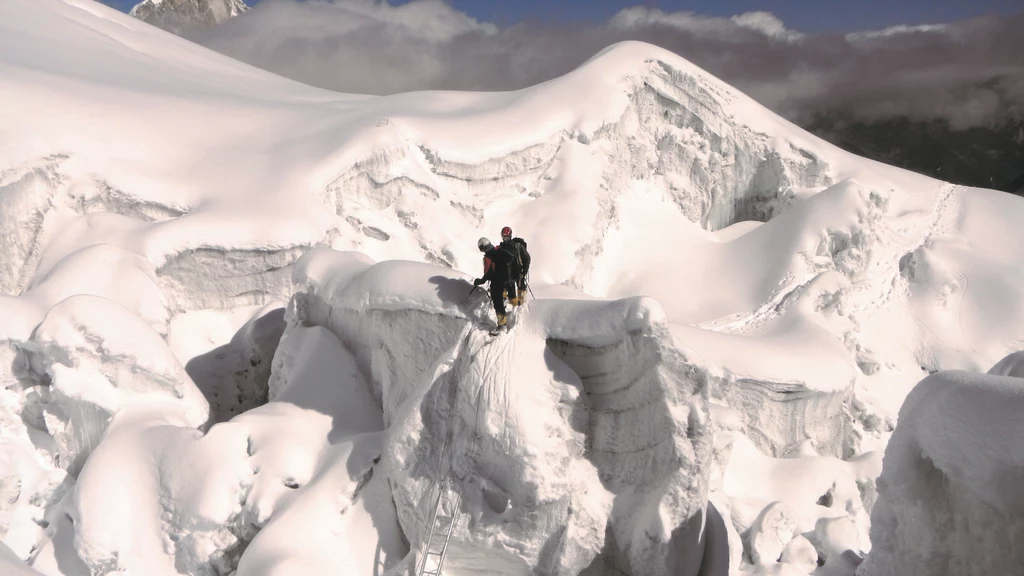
[499,237,531,277]
[481,245,515,284]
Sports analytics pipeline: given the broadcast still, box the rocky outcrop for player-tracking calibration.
[130,0,248,34]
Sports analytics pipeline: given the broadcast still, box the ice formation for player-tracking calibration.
[2,1,1024,575]
[858,362,1024,576]
[286,250,713,575]
[130,0,248,33]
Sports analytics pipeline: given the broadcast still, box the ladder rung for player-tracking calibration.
[417,332,477,576]
[417,484,462,576]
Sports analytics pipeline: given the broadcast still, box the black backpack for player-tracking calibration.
[511,238,528,273]
[491,243,521,282]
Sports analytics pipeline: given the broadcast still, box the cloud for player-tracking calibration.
[844,23,948,42]
[185,0,1024,129]
[609,8,804,43]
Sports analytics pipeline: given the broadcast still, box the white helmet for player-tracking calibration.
[477,237,492,252]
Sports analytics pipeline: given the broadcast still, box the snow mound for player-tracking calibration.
[748,501,798,565]
[27,320,404,576]
[987,350,1024,378]
[287,249,715,576]
[859,363,1024,576]
[717,432,878,573]
[231,324,404,576]
[18,295,208,476]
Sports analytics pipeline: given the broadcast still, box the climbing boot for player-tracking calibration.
[489,313,508,336]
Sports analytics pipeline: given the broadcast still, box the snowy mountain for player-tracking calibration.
[2,1,1024,575]
[116,1,1023,198]
[130,0,247,33]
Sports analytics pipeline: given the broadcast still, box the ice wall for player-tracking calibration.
[0,155,322,317]
[858,362,1024,576]
[327,51,835,280]
[285,249,715,576]
[545,327,712,576]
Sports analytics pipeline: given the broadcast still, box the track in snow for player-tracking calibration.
[695,183,964,336]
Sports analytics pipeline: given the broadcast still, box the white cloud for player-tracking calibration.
[329,0,497,41]
[845,23,948,42]
[225,0,496,43]
[609,7,803,43]
[731,11,804,42]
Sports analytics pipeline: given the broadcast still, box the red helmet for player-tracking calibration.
[501,226,512,239]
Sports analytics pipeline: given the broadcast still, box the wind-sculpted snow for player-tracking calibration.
[717,432,879,573]
[0,293,211,571]
[3,2,1024,575]
[0,159,63,297]
[0,158,322,316]
[171,302,287,423]
[18,295,208,476]
[287,249,714,576]
[859,364,1024,576]
[21,307,404,576]
[987,350,1024,378]
[0,0,896,303]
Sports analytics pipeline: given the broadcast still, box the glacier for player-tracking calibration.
[2,0,1024,575]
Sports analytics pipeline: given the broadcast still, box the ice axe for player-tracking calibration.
[462,283,480,304]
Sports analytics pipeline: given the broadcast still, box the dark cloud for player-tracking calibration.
[184,0,1024,129]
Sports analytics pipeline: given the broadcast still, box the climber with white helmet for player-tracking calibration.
[473,236,520,334]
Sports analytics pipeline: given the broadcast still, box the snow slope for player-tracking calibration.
[2,0,1024,575]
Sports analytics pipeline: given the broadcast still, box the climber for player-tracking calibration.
[473,236,520,333]
[498,226,531,306]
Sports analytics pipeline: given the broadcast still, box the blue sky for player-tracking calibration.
[105,0,1023,33]
[448,0,1022,32]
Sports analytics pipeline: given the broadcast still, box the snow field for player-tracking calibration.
[2,1,1024,575]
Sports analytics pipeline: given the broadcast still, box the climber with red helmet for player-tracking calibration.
[498,226,531,306]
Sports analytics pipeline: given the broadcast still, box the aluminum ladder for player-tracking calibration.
[416,328,478,576]
[416,480,462,576]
